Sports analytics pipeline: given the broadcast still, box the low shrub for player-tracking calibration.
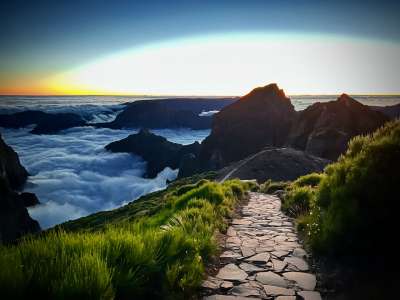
[298,120,400,257]
[282,185,315,217]
[259,180,289,194]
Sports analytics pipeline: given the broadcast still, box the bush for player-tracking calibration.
[0,179,250,299]
[291,173,324,188]
[259,180,289,194]
[282,185,315,217]
[301,120,400,256]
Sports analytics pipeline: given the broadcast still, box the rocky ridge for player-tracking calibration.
[192,84,389,175]
[97,98,236,130]
[0,110,86,134]
[105,129,201,178]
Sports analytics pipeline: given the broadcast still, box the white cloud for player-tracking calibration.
[199,110,219,117]
[1,125,208,229]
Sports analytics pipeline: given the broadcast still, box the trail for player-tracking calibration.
[202,192,321,300]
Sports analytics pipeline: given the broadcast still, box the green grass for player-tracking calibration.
[0,175,248,299]
[281,120,400,257]
[258,179,289,194]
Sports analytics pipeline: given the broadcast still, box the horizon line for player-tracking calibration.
[1,93,400,97]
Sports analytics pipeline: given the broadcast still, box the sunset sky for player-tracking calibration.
[1,0,400,95]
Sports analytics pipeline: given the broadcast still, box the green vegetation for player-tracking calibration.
[0,176,249,299]
[258,179,289,194]
[281,120,400,256]
[281,173,324,218]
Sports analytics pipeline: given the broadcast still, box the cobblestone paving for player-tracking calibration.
[202,192,322,300]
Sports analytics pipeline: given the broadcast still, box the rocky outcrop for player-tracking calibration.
[98,98,236,130]
[199,84,296,169]
[196,86,390,175]
[0,133,28,189]
[105,129,201,178]
[0,110,86,134]
[217,147,329,183]
[19,192,40,207]
[289,94,389,160]
[370,103,400,119]
[0,134,40,243]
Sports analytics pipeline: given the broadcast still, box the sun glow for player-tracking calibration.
[12,33,400,95]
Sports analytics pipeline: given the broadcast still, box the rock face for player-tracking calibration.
[217,147,329,183]
[289,94,388,160]
[0,110,86,134]
[0,134,40,243]
[194,86,390,176]
[19,192,40,207]
[0,133,28,189]
[98,98,236,130]
[200,84,296,169]
[105,129,201,178]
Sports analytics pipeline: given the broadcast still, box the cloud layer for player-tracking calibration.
[1,126,209,228]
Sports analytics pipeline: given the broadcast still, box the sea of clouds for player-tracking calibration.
[1,125,210,229]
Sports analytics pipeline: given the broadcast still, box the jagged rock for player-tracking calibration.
[284,257,309,271]
[231,285,261,297]
[0,135,40,243]
[0,133,28,189]
[292,248,307,258]
[297,291,322,300]
[0,110,86,134]
[216,263,248,281]
[283,272,316,290]
[18,192,40,207]
[105,129,200,178]
[202,276,223,290]
[271,259,287,272]
[256,272,287,287]
[98,98,236,130]
[263,285,295,296]
[245,252,271,265]
[239,263,264,273]
[289,94,388,160]
[200,83,296,169]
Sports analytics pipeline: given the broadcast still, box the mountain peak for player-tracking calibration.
[245,83,286,99]
[337,93,360,107]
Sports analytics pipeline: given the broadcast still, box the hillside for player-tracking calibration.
[0,173,255,299]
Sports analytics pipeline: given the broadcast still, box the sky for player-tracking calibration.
[1,0,400,95]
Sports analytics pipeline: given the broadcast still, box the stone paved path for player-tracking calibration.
[202,192,322,300]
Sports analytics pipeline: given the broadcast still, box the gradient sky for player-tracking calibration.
[1,0,400,95]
